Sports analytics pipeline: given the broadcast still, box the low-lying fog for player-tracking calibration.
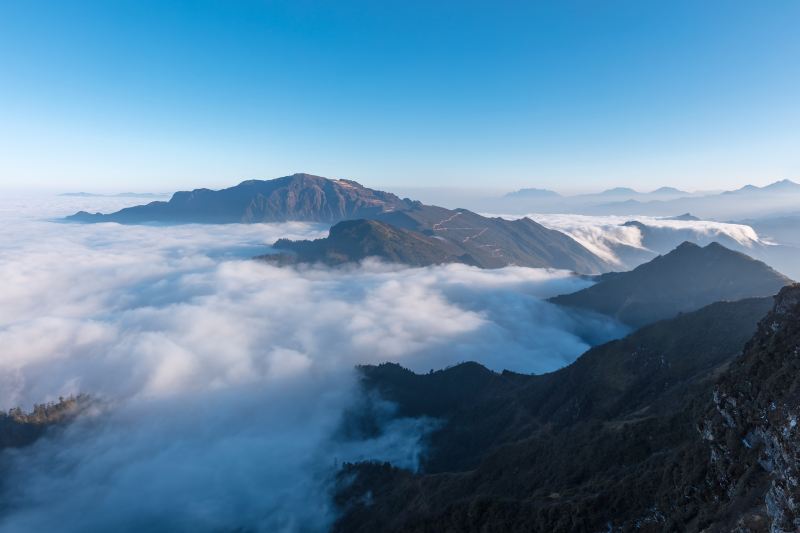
[0,195,628,532]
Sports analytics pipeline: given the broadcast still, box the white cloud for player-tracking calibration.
[489,212,766,269]
[0,195,628,532]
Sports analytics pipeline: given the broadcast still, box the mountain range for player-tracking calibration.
[505,185,691,202]
[497,179,800,220]
[268,208,611,272]
[68,173,612,274]
[335,285,800,532]
[549,241,792,328]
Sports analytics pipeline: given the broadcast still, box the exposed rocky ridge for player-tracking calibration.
[67,173,417,224]
[702,284,800,532]
[333,293,800,532]
[550,241,792,328]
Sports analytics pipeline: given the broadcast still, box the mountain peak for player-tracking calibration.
[66,174,414,224]
[763,178,800,191]
[651,186,688,195]
[504,187,562,199]
[674,240,701,251]
[551,242,791,327]
[600,187,639,195]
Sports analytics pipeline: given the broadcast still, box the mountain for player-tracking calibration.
[266,205,612,272]
[334,292,793,532]
[665,212,700,221]
[64,173,611,273]
[600,186,639,196]
[726,179,800,196]
[489,185,698,216]
[504,188,561,199]
[701,285,800,531]
[584,179,800,219]
[652,186,689,196]
[374,205,611,272]
[265,219,475,267]
[549,241,791,328]
[66,173,417,224]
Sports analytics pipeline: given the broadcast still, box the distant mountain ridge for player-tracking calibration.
[495,179,800,219]
[550,241,792,327]
[67,173,418,224]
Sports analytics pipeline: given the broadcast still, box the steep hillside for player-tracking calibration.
[333,293,796,532]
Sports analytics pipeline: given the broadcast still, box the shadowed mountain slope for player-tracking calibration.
[265,219,474,267]
[374,205,609,272]
[334,291,798,532]
[267,212,610,271]
[550,241,791,328]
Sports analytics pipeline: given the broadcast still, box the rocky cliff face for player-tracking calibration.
[703,284,800,532]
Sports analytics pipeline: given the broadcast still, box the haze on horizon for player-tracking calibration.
[1,0,798,193]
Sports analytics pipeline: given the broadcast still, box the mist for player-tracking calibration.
[0,195,628,532]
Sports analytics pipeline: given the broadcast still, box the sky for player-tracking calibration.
[0,0,798,194]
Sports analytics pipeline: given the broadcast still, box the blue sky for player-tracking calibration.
[0,0,798,193]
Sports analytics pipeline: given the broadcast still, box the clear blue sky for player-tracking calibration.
[1,0,798,193]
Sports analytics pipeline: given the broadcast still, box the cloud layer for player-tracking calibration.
[492,212,766,269]
[0,195,627,532]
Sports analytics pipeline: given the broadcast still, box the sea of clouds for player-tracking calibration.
[491,212,768,269]
[0,194,628,532]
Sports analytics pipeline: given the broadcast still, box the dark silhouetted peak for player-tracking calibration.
[550,241,792,328]
[666,212,701,221]
[674,240,700,251]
